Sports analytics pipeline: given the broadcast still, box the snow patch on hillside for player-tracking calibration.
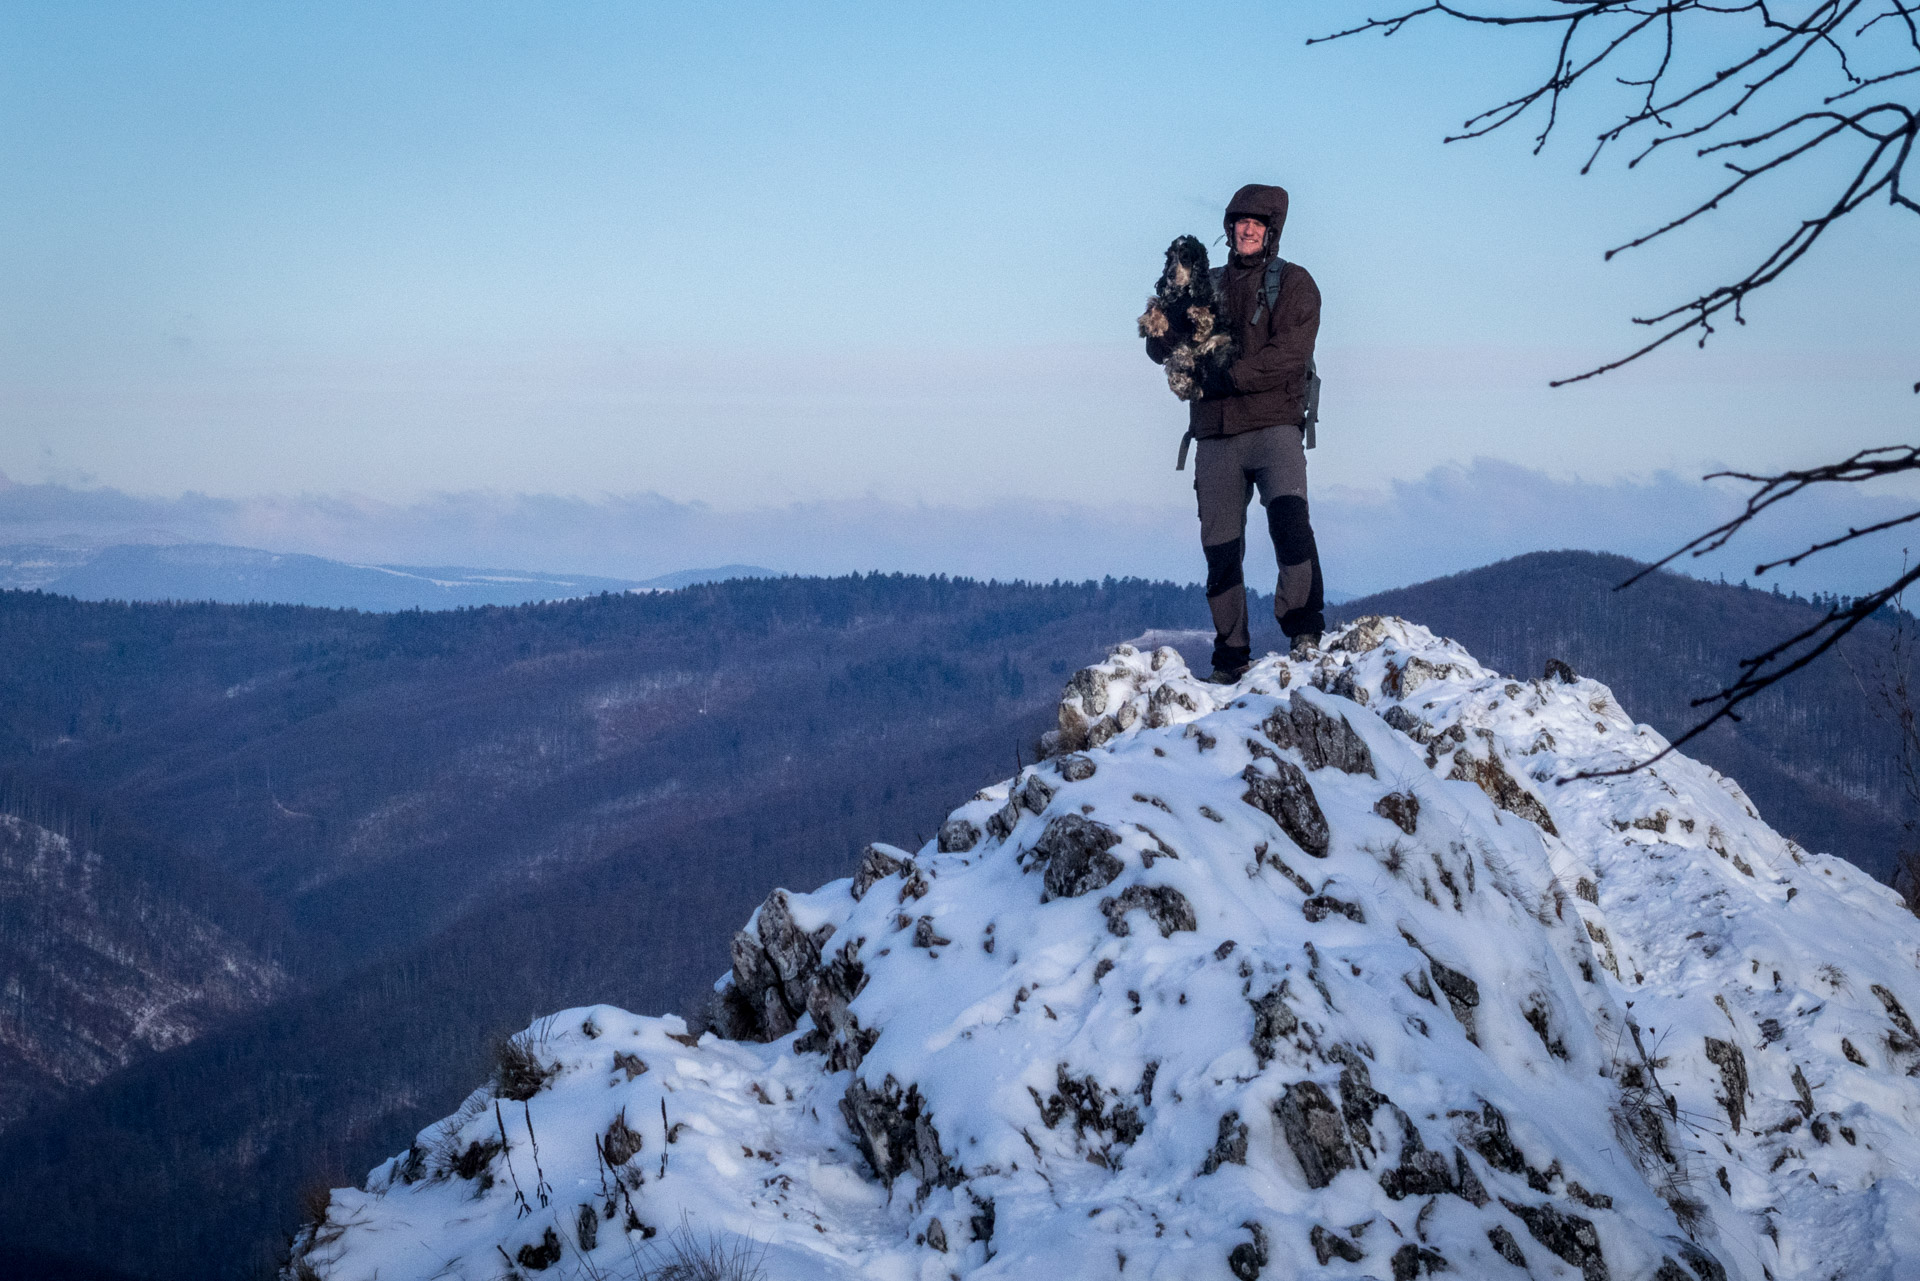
[290,618,1920,1281]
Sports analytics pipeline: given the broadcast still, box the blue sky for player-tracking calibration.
[2,1,1915,592]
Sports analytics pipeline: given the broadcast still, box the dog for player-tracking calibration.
[1138,235,1234,402]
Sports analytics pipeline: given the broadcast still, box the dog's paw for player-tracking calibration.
[1139,303,1170,339]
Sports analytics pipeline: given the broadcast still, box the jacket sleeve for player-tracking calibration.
[1227,266,1320,397]
[1144,333,1172,366]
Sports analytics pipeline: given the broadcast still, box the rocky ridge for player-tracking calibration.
[290,617,1920,1281]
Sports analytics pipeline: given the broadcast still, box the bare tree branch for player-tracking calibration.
[1312,0,1919,387]
[1571,558,1920,777]
[1315,0,1920,781]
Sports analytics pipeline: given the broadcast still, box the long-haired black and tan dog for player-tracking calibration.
[1138,235,1234,401]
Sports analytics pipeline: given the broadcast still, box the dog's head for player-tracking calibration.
[1158,235,1211,296]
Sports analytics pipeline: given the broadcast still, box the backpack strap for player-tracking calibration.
[1253,257,1289,326]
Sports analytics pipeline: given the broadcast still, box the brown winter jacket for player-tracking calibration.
[1146,183,1322,439]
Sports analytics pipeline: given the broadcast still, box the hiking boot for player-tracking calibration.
[1207,661,1251,685]
[1288,632,1323,660]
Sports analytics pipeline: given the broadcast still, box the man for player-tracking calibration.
[1146,183,1324,682]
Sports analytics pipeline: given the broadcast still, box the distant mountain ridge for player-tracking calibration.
[0,541,775,611]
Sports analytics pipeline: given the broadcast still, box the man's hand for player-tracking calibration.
[1197,364,1235,400]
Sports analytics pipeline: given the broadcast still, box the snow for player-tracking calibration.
[291,617,1920,1281]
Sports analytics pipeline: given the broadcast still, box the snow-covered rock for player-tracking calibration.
[289,618,1920,1281]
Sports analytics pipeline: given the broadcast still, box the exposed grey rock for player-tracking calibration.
[1487,1226,1526,1268]
[1327,1044,1385,1144]
[1031,1063,1145,1157]
[1522,994,1570,1059]
[1199,1111,1249,1175]
[1791,1063,1815,1116]
[1250,986,1299,1067]
[1431,960,1481,1043]
[984,800,1021,843]
[1389,1243,1449,1279]
[1544,657,1579,684]
[1240,763,1331,859]
[969,1196,995,1247]
[1017,773,1055,814]
[1228,1221,1269,1281]
[1454,1147,1491,1206]
[1147,681,1201,728]
[1662,1239,1729,1281]
[1382,704,1432,743]
[602,1110,643,1165]
[575,1203,597,1253]
[911,916,952,949]
[1402,932,1480,1043]
[517,1227,562,1271]
[1261,847,1315,894]
[1499,1198,1609,1281]
[1264,696,1377,776]
[926,1218,947,1252]
[850,844,907,901]
[1133,823,1180,866]
[840,1075,958,1188]
[1332,615,1392,654]
[1448,750,1558,836]
[1377,1111,1468,1202]
[1052,667,1115,752]
[721,890,842,1043]
[1704,1037,1749,1133]
[1058,753,1097,782]
[1374,791,1420,834]
[802,937,876,1071]
[1302,895,1365,924]
[1101,885,1197,937]
[724,930,795,1041]
[1028,814,1124,901]
[1329,669,1370,706]
[1066,667,1111,718]
[1387,656,1452,698]
[1566,1180,1612,1209]
[1310,1224,1364,1264]
[938,818,980,853]
[759,892,827,1012]
[1874,982,1919,1053]
[1260,706,1297,751]
[1274,1080,1354,1189]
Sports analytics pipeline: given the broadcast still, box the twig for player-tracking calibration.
[523,1101,552,1208]
[1308,0,1919,389]
[495,1101,532,1219]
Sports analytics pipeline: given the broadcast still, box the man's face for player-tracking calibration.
[1232,216,1267,257]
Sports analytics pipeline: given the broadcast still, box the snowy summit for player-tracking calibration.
[289,618,1920,1281]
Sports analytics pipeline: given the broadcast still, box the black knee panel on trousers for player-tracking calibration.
[1203,537,1245,597]
[1266,495,1315,566]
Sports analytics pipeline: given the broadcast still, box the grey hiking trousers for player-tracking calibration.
[1193,425,1325,670]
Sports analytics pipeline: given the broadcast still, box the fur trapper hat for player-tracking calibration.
[1223,184,1289,242]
